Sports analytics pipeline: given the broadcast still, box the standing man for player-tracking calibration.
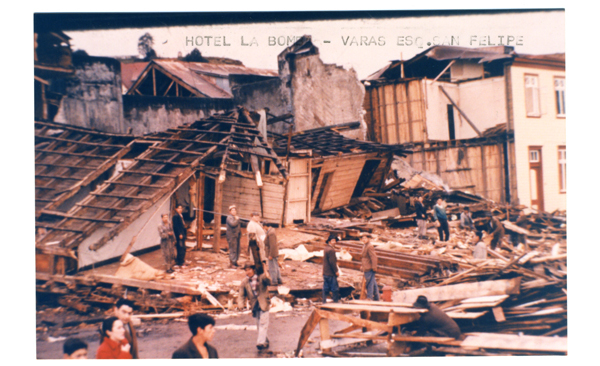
[246,212,267,267]
[158,213,176,273]
[414,195,428,239]
[113,298,138,359]
[322,235,340,303]
[226,205,242,268]
[460,206,476,231]
[488,212,505,250]
[238,263,272,350]
[172,313,218,359]
[172,204,187,267]
[264,226,283,285]
[433,197,450,242]
[360,234,379,301]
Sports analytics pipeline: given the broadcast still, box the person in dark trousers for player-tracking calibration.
[158,213,176,273]
[113,298,138,358]
[172,313,218,359]
[488,213,505,250]
[226,205,242,268]
[433,198,450,242]
[414,195,428,239]
[238,263,272,350]
[460,206,476,231]
[264,226,283,285]
[172,204,187,266]
[63,338,88,359]
[510,210,528,246]
[360,234,380,301]
[322,235,340,303]
[248,232,264,275]
[412,295,462,339]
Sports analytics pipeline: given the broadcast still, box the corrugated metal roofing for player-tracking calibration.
[153,60,232,98]
[421,46,513,63]
[120,62,149,91]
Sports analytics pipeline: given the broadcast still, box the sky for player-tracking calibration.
[65,10,565,79]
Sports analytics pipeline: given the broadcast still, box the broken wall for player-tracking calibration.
[288,54,367,140]
[122,95,233,136]
[54,56,125,133]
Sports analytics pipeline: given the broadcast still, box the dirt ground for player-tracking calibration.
[36,308,349,359]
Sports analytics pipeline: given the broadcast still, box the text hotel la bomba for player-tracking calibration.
[185,35,524,48]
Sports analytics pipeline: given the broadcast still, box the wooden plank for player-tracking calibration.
[391,277,522,304]
[89,274,203,296]
[492,307,506,322]
[295,310,323,357]
[447,332,567,354]
[315,308,392,332]
[320,303,426,315]
[319,318,332,352]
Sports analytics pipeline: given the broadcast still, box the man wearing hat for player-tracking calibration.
[226,205,241,268]
[238,263,272,350]
[360,234,380,301]
[412,295,462,339]
[322,235,340,303]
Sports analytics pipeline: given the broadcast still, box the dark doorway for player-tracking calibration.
[447,104,456,140]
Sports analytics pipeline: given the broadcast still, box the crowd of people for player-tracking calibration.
[62,196,504,359]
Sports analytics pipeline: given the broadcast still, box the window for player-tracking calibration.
[558,146,566,193]
[529,150,540,163]
[525,75,541,117]
[554,77,566,117]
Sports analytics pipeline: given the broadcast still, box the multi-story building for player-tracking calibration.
[364,46,565,212]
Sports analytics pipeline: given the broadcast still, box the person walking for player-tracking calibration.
[322,235,340,303]
[433,198,450,242]
[158,213,176,273]
[360,234,380,301]
[264,226,283,285]
[96,317,132,359]
[172,313,218,359]
[172,204,187,267]
[238,263,272,350]
[414,195,428,239]
[226,205,242,268]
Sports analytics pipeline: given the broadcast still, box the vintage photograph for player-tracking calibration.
[33,9,567,359]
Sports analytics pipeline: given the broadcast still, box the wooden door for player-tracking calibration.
[284,159,311,225]
[528,146,544,211]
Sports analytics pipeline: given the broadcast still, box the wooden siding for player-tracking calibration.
[408,141,516,203]
[311,155,367,212]
[221,175,285,224]
[365,79,427,144]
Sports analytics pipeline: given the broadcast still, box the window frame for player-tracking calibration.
[524,74,541,118]
[558,146,566,194]
[554,77,566,118]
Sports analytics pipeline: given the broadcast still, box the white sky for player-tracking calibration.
[65,10,565,79]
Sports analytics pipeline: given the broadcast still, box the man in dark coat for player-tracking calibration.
[113,298,139,358]
[172,313,218,358]
[412,295,462,339]
[238,263,272,350]
[414,195,428,239]
[226,205,241,268]
[172,204,187,266]
[322,235,340,303]
[488,213,505,250]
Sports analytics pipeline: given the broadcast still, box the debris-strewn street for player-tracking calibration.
[34,12,568,359]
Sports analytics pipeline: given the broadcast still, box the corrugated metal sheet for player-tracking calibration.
[153,60,232,98]
[422,46,513,63]
[120,62,149,91]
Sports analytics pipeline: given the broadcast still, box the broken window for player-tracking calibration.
[524,74,541,117]
[554,77,566,117]
[558,146,566,193]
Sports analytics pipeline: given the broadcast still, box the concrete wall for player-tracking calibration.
[123,96,233,136]
[54,57,125,133]
[511,65,566,212]
[424,77,507,140]
[290,55,367,140]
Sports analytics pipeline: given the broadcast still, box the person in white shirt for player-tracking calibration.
[246,212,267,274]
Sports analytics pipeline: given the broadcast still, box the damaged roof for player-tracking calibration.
[35,121,134,218]
[271,124,412,158]
[413,45,515,64]
[36,108,287,254]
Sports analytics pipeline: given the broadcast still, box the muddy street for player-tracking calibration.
[36,308,349,359]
